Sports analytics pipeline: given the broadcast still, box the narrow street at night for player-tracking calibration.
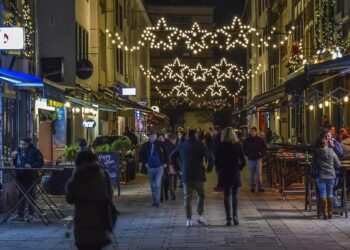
[1,0,350,249]
[1,170,350,249]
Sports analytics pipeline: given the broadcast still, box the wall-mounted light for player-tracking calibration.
[309,105,314,111]
[277,116,280,120]
[64,101,71,108]
[325,100,329,107]
[344,96,349,103]
[318,103,323,109]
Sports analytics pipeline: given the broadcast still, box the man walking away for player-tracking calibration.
[170,129,214,227]
[140,131,167,207]
[11,137,44,222]
[165,133,179,200]
[243,127,267,192]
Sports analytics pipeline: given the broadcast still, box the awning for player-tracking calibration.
[66,96,118,113]
[43,79,75,103]
[246,84,286,110]
[0,68,43,87]
[285,55,350,93]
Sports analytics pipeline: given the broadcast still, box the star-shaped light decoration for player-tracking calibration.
[211,58,234,80]
[173,82,192,97]
[165,58,189,81]
[208,81,226,97]
[182,22,212,54]
[141,18,179,50]
[190,63,208,81]
[215,16,252,50]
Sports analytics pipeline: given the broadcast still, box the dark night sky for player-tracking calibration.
[144,0,246,26]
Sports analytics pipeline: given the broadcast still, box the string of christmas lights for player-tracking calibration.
[4,0,34,59]
[140,58,249,84]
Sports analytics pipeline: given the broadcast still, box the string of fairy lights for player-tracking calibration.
[4,0,34,59]
[106,16,303,54]
[140,58,249,84]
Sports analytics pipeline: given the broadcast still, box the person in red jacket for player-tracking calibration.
[243,127,267,192]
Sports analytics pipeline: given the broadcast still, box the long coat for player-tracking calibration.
[170,138,214,182]
[215,142,246,188]
[66,162,112,247]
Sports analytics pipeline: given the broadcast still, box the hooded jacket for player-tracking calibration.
[66,162,112,247]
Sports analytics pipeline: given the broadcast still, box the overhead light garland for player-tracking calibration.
[140,58,249,84]
[155,81,244,99]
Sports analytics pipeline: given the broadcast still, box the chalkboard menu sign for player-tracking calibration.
[97,152,120,195]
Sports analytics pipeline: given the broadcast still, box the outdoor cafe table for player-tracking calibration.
[0,166,72,225]
[275,153,306,199]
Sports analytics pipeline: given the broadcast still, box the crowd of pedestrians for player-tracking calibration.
[7,122,350,249]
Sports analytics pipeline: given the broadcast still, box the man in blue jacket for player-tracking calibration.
[140,131,167,208]
[11,137,44,222]
[170,129,214,227]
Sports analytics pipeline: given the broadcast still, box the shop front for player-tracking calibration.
[246,84,287,141]
[285,55,350,143]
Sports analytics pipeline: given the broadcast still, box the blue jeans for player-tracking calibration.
[316,177,335,199]
[247,159,263,189]
[148,167,164,205]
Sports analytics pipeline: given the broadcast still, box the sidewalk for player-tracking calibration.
[1,169,350,249]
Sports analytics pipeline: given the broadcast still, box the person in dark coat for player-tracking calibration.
[140,131,167,207]
[212,126,223,192]
[66,150,113,250]
[170,129,214,227]
[164,133,179,200]
[11,137,44,222]
[124,127,138,146]
[215,127,245,226]
[243,127,267,192]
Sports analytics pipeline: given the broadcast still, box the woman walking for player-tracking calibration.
[215,127,245,226]
[314,130,341,220]
[66,150,113,250]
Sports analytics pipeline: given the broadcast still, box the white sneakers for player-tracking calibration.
[197,216,207,226]
[186,216,207,227]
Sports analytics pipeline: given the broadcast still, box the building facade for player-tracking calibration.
[245,0,350,144]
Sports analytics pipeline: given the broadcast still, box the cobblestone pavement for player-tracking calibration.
[1,169,350,249]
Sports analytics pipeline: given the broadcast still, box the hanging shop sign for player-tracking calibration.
[76,59,93,80]
[0,27,24,50]
[82,119,96,129]
[47,100,64,108]
[41,57,64,82]
[122,87,136,96]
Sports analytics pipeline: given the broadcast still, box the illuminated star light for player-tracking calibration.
[212,58,234,80]
[173,82,192,97]
[165,58,189,81]
[182,22,212,54]
[208,82,226,97]
[191,63,208,81]
[142,17,179,50]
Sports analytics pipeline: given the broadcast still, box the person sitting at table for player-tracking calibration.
[313,131,341,220]
[11,137,44,222]
[341,134,350,158]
